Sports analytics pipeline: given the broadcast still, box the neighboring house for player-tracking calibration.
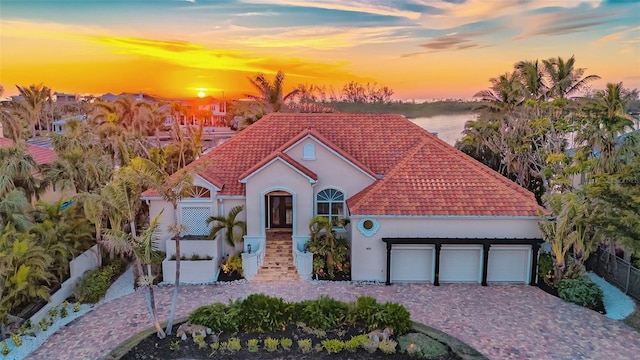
[142,113,543,285]
[53,115,88,134]
[0,136,71,203]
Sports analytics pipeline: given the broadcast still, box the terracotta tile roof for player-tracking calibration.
[346,134,542,216]
[0,138,58,165]
[143,113,542,216]
[239,151,318,182]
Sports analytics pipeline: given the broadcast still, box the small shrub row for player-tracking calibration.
[189,294,412,335]
[180,333,407,356]
[558,275,605,312]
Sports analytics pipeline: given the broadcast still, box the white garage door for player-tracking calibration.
[391,246,433,282]
[440,245,482,283]
[487,245,531,283]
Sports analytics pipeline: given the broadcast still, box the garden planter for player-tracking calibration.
[162,259,218,283]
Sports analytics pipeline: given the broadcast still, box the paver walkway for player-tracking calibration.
[27,282,640,360]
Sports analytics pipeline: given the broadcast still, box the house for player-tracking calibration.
[142,113,543,285]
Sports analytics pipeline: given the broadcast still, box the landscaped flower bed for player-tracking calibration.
[113,294,485,360]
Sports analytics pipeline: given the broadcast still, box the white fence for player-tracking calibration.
[29,245,101,326]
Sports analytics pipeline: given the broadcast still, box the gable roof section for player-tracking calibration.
[279,129,378,180]
[179,113,427,196]
[239,151,318,183]
[347,134,542,217]
[0,138,57,165]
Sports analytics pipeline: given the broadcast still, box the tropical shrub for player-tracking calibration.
[537,253,554,286]
[264,337,279,352]
[280,337,293,350]
[372,302,412,335]
[378,339,398,354]
[297,338,312,353]
[348,296,379,325]
[222,254,243,276]
[189,299,241,333]
[307,216,350,279]
[240,294,292,332]
[558,276,605,312]
[321,339,345,353]
[294,296,349,330]
[74,265,116,303]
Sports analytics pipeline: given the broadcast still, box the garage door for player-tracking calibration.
[439,245,482,283]
[391,246,433,282]
[487,245,531,283]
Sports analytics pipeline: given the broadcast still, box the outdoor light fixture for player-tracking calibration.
[248,244,252,254]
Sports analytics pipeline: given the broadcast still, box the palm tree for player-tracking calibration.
[246,70,299,113]
[576,82,635,175]
[127,157,194,335]
[0,223,54,339]
[15,84,51,138]
[473,71,523,113]
[102,211,166,339]
[515,59,547,102]
[543,55,600,99]
[0,101,27,141]
[206,205,246,255]
[306,216,350,279]
[0,189,31,231]
[0,143,45,201]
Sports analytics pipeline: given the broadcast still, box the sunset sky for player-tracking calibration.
[1,0,639,100]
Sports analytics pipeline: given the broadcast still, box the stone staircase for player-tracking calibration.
[251,229,300,282]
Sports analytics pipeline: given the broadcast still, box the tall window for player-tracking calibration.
[316,188,345,224]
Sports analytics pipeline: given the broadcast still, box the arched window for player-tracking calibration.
[303,143,316,160]
[183,186,211,198]
[316,188,345,223]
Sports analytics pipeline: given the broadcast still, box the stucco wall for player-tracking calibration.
[285,138,375,197]
[244,159,314,238]
[350,216,541,282]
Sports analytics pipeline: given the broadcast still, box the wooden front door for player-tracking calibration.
[267,195,293,228]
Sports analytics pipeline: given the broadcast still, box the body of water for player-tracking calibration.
[410,113,477,146]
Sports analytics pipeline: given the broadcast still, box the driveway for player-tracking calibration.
[26,281,640,360]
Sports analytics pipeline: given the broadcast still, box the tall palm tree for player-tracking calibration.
[543,55,600,99]
[0,101,27,141]
[206,205,246,254]
[15,84,51,138]
[102,211,166,339]
[246,70,299,113]
[515,59,547,101]
[576,82,635,175]
[128,157,194,335]
[0,143,45,201]
[473,71,523,113]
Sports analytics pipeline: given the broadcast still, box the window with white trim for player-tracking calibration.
[183,186,211,198]
[316,188,345,224]
[303,143,316,160]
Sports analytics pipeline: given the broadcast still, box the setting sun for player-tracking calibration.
[197,91,205,98]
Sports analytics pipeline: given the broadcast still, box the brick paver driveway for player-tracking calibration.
[27,281,640,360]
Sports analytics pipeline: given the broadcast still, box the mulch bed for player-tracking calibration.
[216,271,244,282]
[120,323,461,360]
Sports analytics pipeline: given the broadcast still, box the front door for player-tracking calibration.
[268,195,293,228]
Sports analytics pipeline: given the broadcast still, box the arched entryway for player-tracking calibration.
[265,190,293,229]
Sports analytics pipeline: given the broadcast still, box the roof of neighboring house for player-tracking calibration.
[142,113,542,217]
[0,137,58,165]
